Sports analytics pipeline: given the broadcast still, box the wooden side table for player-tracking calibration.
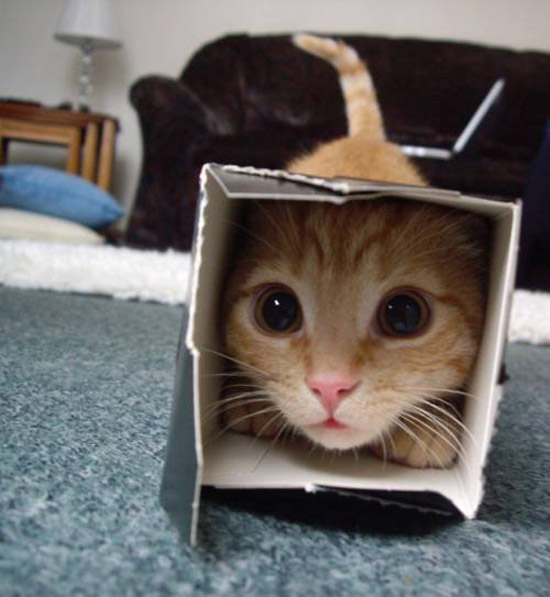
[0,102,119,192]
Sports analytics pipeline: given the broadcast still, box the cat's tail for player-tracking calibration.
[292,33,385,141]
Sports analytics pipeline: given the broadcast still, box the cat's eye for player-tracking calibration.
[378,289,431,337]
[254,286,302,334]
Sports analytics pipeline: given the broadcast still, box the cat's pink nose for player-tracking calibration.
[306,375,358,414]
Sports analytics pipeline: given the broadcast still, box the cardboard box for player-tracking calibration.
[161,163,521,545]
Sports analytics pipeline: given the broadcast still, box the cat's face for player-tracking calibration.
[222,199,488,451]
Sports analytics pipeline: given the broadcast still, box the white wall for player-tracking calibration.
[2,0,550,228]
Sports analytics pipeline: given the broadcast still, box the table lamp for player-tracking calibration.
[54,0,122,111]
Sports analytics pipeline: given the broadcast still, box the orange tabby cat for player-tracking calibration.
[218,35,489,468]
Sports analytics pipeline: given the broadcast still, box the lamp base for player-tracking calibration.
[75,41,93,112]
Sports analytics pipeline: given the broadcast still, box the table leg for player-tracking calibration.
[82,122,99,182]
[0,120,8,164]
[67,127,82,175]
[97,119,116,191]
[0,138,7,165]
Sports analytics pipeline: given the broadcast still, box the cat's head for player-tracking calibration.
[221,199,489,451]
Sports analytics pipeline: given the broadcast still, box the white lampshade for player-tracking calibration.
[54,0,122,50]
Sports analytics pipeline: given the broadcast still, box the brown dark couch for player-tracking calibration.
[126,33,550,288]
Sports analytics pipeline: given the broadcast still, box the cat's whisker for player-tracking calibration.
[222,382,266,393]
[256,411,286,439]
[211,388,268,401]
[213,405,280,432]
[400,412,474,503]
[250,415,290,473]
[398,413,467,474]
[381,423,398,467]
[403,393,478,449]
[367,411,402,463]
[394,390,461,420]
[202,348,272,379]
[203,389,269,414]
[202,371,256,379]
[388,391,476,458]
[391,417,444,468]
[214,403,278,425]
[402,399,478,464]
[211,376,267,395]
[204,406,281,447]
[286,422,301,447]
[377,431,388,467]
[402,407,466,461]
[400,410,471,476]
[307,440,320,457]
[398,413,472,505]
[246,409,285,451]
[400,386,479,400]
[398,411,474,493]
[278,421,296,450]
[203,397,273,423]
[361,394,470,467]
[204,398,266,421]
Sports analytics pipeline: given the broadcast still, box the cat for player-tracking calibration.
[217,34,489,468]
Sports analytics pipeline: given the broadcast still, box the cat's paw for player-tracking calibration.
[220,396,282,438]
[370,412,461,469]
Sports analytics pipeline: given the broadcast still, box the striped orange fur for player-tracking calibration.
[219,36,489,468]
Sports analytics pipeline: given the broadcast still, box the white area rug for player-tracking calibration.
[0,240,190,305]
[1,239,549,345]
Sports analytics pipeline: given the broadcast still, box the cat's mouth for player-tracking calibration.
[303,417,372,450]
[318,417,350,430]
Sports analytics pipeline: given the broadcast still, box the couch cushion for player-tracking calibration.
[0,208,105,244]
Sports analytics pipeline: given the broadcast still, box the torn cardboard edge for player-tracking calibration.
[161,163,521,545]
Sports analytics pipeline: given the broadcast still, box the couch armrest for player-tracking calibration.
[126,76,217,250]
[130,75,219,155]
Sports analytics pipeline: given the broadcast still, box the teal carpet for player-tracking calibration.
[1,287,550,596]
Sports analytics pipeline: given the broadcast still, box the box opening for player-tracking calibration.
[185,165,519,521]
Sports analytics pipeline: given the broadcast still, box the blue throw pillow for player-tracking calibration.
[0,165,123,229]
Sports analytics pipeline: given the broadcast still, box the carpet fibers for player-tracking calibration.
[1,287,550,596]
